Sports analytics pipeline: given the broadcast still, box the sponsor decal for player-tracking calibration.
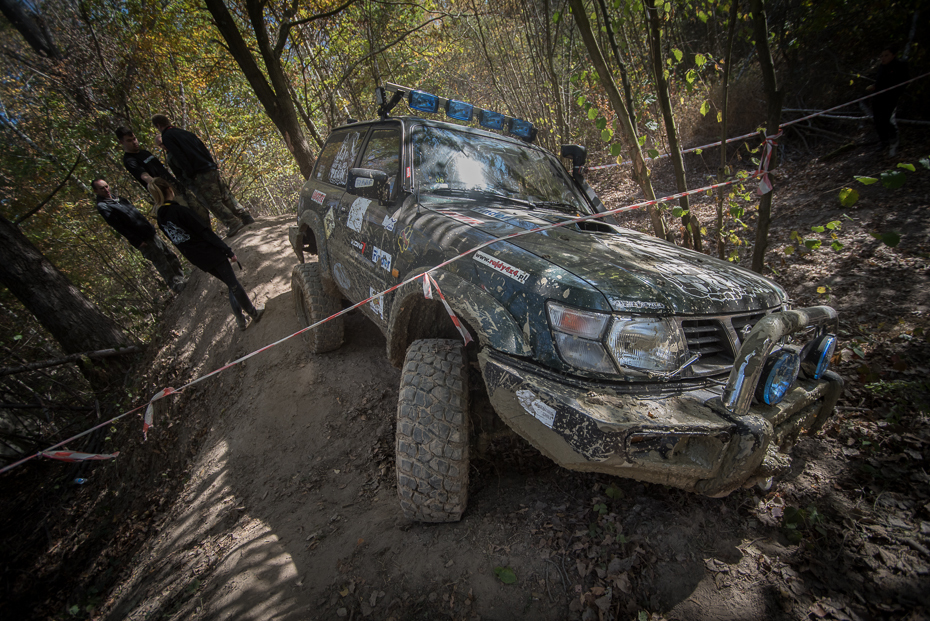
[355,177,374,188]
[372,246,393,272]
[382,215,397,232]
[350,239,366,254]
[516,389,556,428]
[396,224,413,254]
[369,287,384,320]
[473,251,530,284]
[324,207,335,238]
[436,210,483,226]
[310,189,326,205]
[473,208,538,231]
[333,263,351,290]
[607,298,667,312]
[346,197,370,232]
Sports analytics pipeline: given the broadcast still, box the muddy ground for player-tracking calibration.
[2,132,929,621]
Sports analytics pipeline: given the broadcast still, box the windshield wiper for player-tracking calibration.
[427,187,536,209]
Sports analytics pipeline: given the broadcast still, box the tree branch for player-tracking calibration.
[13,154,81,225]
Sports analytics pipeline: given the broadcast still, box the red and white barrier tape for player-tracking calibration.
[756,131,782,195]
[40,450,120,462]
[587,70,929,172]
[423,273,473,345]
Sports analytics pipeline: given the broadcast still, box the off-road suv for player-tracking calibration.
[289,85,842,523]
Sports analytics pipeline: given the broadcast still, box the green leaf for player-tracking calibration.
[637,135,647,146]
[596,117,607,130]
[699,100,709,116]
[672,48,683,62]
[553,10,561,23]
[697,10,708,23]
[601,129,612,142]
[784,245,795,255]
[13,334,22,341]
[825,220,841,230]
[880,231,901,247]
[854,175,878,185]
[717,111,722,123]
[896,162,916,172]
[804,239,822,250]
[919,157,930,169]
[647,148,659,159]
[587,108,598,120]
[838,188,859,207]
[880,170,906,189]
[831,241,844,252]
[494,566,517,584]
[605,485,623,499]
[645,119,659,131]
[610,143,623,157]
[695,148,703,155]
[672,206,685,217]
[686,69,697,84]
[695,53,706,67]
[811,225,825,233]
[576,95,586,107]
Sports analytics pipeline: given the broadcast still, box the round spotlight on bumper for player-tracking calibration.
[801,333,837,380]
[755,350,801,406]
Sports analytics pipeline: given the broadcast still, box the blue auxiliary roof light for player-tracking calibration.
[479,109,506,131]
[508,118,537,141]
[408,90,439,114]
[446,99,474,122]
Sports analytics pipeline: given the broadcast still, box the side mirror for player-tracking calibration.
[561,144,587,180]
[348,168,392,203]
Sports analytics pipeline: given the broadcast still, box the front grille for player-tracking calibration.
[679,310,773,377]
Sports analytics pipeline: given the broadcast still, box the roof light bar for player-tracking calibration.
[379,83,536,142]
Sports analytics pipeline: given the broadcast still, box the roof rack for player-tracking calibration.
[374,83,537,143]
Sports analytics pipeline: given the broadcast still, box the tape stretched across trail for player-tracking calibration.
[2,72,927,475]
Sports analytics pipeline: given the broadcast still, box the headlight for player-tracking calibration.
[755,349,800,405]
[547,303,616,374]
[605,316,687,372]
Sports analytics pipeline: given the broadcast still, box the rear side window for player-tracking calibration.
[360,128,401,197]
[313,129,364,188]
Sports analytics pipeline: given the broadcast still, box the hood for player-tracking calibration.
[424,198,786,315]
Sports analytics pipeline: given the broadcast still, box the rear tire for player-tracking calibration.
[396,339,470,522]
[291,262,344,353]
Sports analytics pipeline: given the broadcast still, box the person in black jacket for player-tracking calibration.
[148,177,264,331]
[115,126,213,229]
[866,44,909,156]
[92,178,186,294]
[151,114,254,237]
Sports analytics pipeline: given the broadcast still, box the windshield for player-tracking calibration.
[412,125,590,213]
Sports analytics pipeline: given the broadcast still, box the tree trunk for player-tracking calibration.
[595,0,636,128]
[716,0,739,260]
[645,0,700,250]
[569,0,667,240]
[750,0,784,274]
[0,0,60,59]
[0,216,135,385]
[205,0,317,179]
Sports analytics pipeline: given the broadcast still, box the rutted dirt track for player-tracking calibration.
[92,140,930,621]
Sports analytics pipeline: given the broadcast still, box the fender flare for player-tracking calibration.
[294,209,332,278]
[386,267,532,367]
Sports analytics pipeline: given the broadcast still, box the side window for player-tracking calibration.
[360,128,401,196]
[312,129,363,188]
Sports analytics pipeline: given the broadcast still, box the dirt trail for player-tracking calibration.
[95,142,930,621]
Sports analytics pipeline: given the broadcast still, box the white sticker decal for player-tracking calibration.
[324,207,335,239]
[474,251,530,284]
[355,177,374,188]
[382,215,397,232]
[369,287,384,320]
[311,189,326,205]
[333,263,351,290]
[516,389,556,428]
[346,197,370,233]
[350,239,366,254]
[372,246,392,272]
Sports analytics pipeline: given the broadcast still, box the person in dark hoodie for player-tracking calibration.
[148,177,264,331]
[91,177,185,294]
[866,44,909,156]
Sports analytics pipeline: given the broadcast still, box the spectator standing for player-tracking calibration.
[91,178,186,294]
[151,115,254,237]
[148,178,264,331]
[115,126,213,229]
[867,44,909,156]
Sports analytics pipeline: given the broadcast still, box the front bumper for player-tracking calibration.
[478,306,843,496]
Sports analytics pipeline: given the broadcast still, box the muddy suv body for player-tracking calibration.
[289,114,842,522]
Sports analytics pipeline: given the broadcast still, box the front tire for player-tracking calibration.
[396,339,470,522]
[291,262,344,353]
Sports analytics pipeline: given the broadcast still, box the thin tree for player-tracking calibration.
[715,0,739,260]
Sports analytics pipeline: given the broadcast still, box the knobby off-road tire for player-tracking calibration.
[291,262,344,353]
[396,339,470,522]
